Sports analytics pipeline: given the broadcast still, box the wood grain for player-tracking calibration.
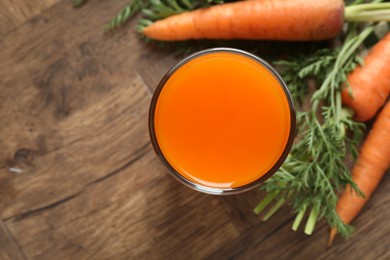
[0,0,389,259]
[208,174,390,260]
[0,219,26,260]
[0,0,149,219]
[0,0,61,36]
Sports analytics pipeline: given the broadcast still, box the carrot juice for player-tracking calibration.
[149,48,295,194]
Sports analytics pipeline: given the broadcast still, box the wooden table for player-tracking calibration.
[0,1,389,259]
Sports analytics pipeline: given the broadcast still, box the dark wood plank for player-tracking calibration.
[217,189,270,232]
[5,150,240,259]
[1,74,152,218]
[0,0,154,218]
[136,50,179,92]
[0,219,26,260]
[0,0,61,36]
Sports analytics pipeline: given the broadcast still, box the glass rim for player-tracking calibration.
[148,47,296,195]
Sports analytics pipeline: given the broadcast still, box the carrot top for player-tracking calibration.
[254,23,387,237]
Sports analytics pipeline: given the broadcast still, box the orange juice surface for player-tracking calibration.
[153,51,292,189]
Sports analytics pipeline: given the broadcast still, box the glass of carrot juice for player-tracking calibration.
[149,48,295,195]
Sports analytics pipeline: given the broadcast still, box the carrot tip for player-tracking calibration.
[328,228,337,246]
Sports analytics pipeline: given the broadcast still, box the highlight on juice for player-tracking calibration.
[149,48,295,194]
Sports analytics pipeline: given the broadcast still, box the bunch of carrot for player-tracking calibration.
[329,32,390,244]
[141,0,390,243]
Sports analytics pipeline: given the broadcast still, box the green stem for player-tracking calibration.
[262,198,285,221]
[335,26,374,75]
[316,165,335,195]
[335,91,345,126]
[279,167,295,179]
[254,191,279,215]
[313,25,373,104]
[292,206,306,231]
[304,205,320,235]
[311,100,320,112]
[345,3,390,22]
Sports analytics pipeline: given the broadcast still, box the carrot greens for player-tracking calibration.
[254,24,380,237]
[106,0,146,30]
[74,0,223,29]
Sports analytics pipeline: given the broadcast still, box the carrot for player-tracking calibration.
[328,101,390,245]
[142,0,345,41]
[342,33,390,122]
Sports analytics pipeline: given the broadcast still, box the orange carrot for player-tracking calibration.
[329,102,390,245]
[342,33,390,122]
[143,0,344,41]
